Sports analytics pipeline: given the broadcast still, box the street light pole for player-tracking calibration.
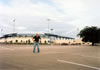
[1,28,3,36]
[47,19,50,33]
[13,19,16,33]
[0,27,3,37]
[50,29,54,34]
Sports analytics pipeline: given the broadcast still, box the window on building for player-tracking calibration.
[44,40,47,44]
[28,39,30,44]
[26,40,28,43]
[10,41,12,44]
[16,40,18,43]
[20,40,22,43]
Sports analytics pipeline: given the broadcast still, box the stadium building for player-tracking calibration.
[0,33,76,45]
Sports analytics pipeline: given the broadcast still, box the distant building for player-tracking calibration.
[0,33,92,45]
[0,33,76,45]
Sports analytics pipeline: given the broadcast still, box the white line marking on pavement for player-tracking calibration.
[58,60,100,70]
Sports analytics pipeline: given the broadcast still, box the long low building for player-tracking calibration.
[0,33,91,45]
[0,33,76,44]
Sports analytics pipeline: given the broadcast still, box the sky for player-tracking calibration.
[0,0,100,38]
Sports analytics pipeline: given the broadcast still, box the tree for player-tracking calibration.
[78,26,100,46]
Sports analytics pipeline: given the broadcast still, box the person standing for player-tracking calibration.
[32,33,41,53]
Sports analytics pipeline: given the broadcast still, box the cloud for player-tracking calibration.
[0,0,100,37]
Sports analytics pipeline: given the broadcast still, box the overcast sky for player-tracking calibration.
[0,0,100,38]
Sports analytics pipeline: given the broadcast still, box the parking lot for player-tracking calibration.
[0,44,100,70]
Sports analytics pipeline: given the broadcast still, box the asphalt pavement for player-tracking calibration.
[0,45,100,70]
